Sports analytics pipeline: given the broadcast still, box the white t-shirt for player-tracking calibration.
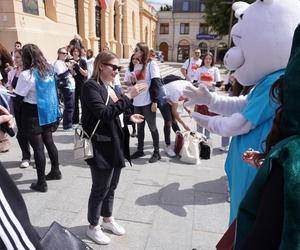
[133,61,160,107]
[164,80,192,103]
[53,60,68,75]
[182,57,202,81]
[86,57,95,79]
[15,70,37,104]
[194,66,221,83]
[53,60,75,90]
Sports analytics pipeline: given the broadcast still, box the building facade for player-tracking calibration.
[156,0,228,62]
[0,0,157,62]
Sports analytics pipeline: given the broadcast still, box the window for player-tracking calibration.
[180,23,189,34]
[182,1,189,11]
[199,23,209,34]
[200,3,206,12]
[160,23,169,34]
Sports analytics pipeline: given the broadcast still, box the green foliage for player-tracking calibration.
[160,4,173,11]
[203,0,255,36]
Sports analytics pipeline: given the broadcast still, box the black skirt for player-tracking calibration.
[20,102,58,135]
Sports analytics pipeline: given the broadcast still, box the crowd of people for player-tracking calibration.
[2,15,300,247]
[0,36,233,246]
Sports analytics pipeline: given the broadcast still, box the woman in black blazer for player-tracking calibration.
[81,51,146,245]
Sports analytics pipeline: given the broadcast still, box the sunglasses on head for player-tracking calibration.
[103,63,122,71]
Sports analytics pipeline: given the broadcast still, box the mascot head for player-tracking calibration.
[224,0,300,86]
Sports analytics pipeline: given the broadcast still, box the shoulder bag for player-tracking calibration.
[74,93,109,160]
[40,221,93,250]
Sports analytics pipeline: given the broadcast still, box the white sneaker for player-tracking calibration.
[165,145,176,157]
[20,160,30,169]
[101,218,125,236]
[219,146,229,152]
[86,225,111,245]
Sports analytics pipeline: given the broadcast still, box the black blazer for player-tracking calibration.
[81,79,133,169]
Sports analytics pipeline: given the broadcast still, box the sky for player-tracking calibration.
[146,0,173,9]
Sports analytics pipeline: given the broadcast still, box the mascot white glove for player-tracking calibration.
[190,112,209,128]
[183,84,213,106]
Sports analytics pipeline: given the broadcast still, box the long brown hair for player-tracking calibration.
[136,42,149,72]
[0,43,13,83]
[253,76,284,165]
[22,44,51,79]
[91,51,119,83]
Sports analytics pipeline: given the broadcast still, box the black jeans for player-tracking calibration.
[134,104,159,153]
[61,88,75,129]
[159,103,180,146]
[88,166,121,226]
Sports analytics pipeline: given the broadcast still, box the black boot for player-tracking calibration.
[30,178,48,192]
[149,151,161,163]
[46,169,62,180]
[131,150,145,159]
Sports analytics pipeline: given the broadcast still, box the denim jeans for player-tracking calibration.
[134,104,159,153]
[61,88,75,129]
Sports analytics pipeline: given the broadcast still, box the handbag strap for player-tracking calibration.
[90,91,110,139]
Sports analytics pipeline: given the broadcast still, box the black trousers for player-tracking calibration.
[88,166,122,226]
[13,98,31,161]
[72,82,81,124]
[134,104,159,152]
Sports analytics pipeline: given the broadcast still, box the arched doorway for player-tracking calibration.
[198,42,208,56]
[177,39,190,62]
[216,42,228,64]
[159,42,168,61]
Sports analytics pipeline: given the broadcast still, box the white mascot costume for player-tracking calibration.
[183,0,300,223]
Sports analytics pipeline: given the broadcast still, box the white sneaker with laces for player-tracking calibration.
[20,160,30,169]
[165,145,176,157]
[101,218,125,236]
[86,225,111,245]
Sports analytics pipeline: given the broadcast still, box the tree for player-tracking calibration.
[160,4,172,11]
[203,0,254,36]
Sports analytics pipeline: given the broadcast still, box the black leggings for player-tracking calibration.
[28,130,59,182]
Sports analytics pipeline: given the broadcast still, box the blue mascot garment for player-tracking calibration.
[33,69,61,126]
[225,69,285,224]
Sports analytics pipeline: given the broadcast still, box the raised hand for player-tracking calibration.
[183,84,213,107]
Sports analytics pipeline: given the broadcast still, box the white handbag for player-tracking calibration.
[179,131,206,165]
[73,94,109,160]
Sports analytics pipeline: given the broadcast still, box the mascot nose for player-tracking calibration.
[224,47,245,71]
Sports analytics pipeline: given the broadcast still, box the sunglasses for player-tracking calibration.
[103,63,122,71]
[59,52,68,55]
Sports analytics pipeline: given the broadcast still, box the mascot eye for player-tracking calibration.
[240,14,244,20]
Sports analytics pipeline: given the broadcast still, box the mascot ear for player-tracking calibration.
[232,2,250,18]
[257,0,274,4]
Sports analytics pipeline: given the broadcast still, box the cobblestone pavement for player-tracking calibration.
[1,109,229,250]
